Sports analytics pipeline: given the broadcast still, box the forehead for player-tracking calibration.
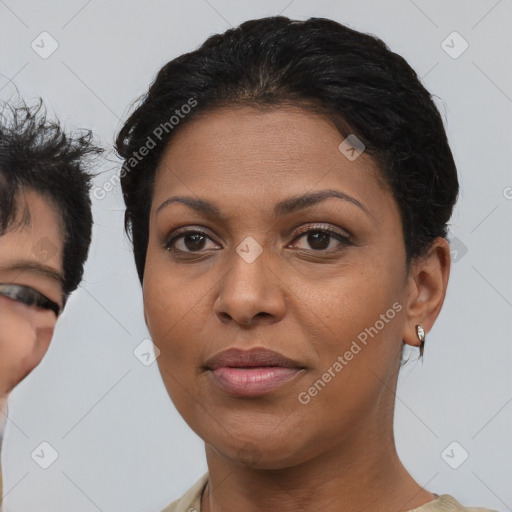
[152,106,396,221]
[0,189,64,281]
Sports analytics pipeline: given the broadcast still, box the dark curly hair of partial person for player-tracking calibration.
[115,15,459,286]
[0,98,102,296]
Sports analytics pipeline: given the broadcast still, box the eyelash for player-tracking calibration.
[163,224,352,255]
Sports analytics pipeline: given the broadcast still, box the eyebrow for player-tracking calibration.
[156,189,373,220]
[0,261,65,286]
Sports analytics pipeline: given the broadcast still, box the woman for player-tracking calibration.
[115,16,496,512]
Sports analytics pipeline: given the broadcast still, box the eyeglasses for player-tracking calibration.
[0,283,62,316]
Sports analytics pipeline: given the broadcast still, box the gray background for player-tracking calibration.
[1,0,511,510]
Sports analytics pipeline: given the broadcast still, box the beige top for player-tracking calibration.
[0,401,5,510]
[0,447,2,510]
[161,473,498,512]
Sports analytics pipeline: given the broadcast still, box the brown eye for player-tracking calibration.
[165,230,220,253]
[290,226,352,252]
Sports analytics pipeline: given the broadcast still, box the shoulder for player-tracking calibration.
[408,494,499,512]
[160,472,208,512]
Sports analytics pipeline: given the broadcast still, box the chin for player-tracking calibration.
[207,430,314,470]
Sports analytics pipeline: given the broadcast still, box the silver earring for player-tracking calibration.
[416,324,425,357]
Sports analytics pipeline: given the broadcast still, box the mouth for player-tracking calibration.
[205,347,305,397]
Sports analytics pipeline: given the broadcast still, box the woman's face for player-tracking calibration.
[143,106,421,468]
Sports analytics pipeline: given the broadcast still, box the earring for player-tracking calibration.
[416,324,425,358]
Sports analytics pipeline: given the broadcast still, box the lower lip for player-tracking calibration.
[209,367,302,396]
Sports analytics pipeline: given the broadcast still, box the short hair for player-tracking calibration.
[116,16,459,284]
[0,99,101,297]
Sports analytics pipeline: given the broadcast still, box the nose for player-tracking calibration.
[213,247,286,327]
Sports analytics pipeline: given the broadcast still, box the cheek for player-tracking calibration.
[303,259,405,390]
[142,258,206,371]
[0,304,55,394]
[143,271,214,425]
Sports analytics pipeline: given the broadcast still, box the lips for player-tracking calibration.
[205,347,304,397]
[206,347,301,370]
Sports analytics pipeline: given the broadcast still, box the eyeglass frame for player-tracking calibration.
[0,283,64,316]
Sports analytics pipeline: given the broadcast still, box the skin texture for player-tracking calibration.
[142,106,451,512]
[0,190,64,416]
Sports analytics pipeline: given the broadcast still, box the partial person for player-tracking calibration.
[0,100,99,505]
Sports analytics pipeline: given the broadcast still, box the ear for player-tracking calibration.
[402,237,451,348]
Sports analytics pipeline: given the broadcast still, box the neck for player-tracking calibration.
[201,422,436,512]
